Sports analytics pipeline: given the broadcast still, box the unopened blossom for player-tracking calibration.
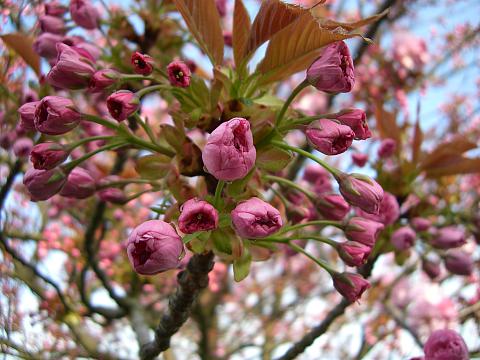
[98,188,127,204]
[411,217,432,232]
[377,138,397,158]
[30,142,69,170]
[316,193,350,221]
[431,226,466,249]
[33,33,64,59]
[332,272,370,302]
[336,109,371,140]
[422,259,441,280]
[13,138,33,157]
[178,198,219,234]
[216,0,227,17]
[89,69,119,93]
[23,168,66,201]
[231,197,282,239]
[127,220,184,275]
[18,101,40,131]
[202,118,256,181]
[106,90,139,121]
[345,217,384,247]
[46,43,96,90]
[391,226,416,250]
[45,1,68,17]
[34,96,81,135]
[303,164,332,193]
[338,241,371,267]
[59,168,96,199]
[306,119,355,155]
[38,15,65,34]
[338,173,384,214]
[167,60,191,87]
[423,329,469,360]
[352,153,368,167]
[131,52,154,75]
[70,0,100,30]
[306,41,355,93]
[444,250,473,276]
[356,192,399,226]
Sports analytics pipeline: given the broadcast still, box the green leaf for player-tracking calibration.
[182,231,202,244]
[233,247,251,282]
[227,169,254,197]
[136,154,171,179]
[211,228,233,255]
[256,146,293,171]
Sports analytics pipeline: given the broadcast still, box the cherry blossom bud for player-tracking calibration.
[306,119,355,155]
[316,193,350,221]
[356,192,399,226]
[89,69,119,93]
[106,90,139,121]
[338,173,384,214]
[422,259,441,280]
[202,118,256,181]
[303,164,332,193]
[45,1,68,17]
[18,101,40,131]
[131,52,154,76]
[59,168,96,199]
[13,138,33,157]
[352,153,368,167]
[377,138,397,158]
[391,226,416,250]
[216,0,227,17]
[33,33,64,59]
[223,31,233,47]
[444,250,473,276]
[38,15,66,34]
[98,188,127,204]
[306,41,355,93]
[70,0,100,30]
[231,197,282,239]
[338,241,371,267]
[178,198,219,234]
[23,168,66,201]
[34,96,81,135]
[127,220,184,275]
[431,226,466,249]
[423,329,469,360]
[332,272,370,303]
[411,217,432,232]
[345,217,384,247]
[30,142,69,170]
[336,109,371,140]
[167,60,191,87]
[46,43,95,90]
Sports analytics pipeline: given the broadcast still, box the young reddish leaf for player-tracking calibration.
[256,9,385,85]
[424,156,480,178]
[374,101,402,148]
[233,0,251,69]
[172,0,224,65]
[420,136,477,170]
[1,33,40,76]
[411,117,424,164]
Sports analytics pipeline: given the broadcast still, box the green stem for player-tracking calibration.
[62,141,127,172]
[66,135,116,151]
[133,113,157,145]
[272,140,340,178]
[288,241,336,275]
[81,113,120,131]
[136,84,169,98]
[97,179,158,189]
[264,175,316,201]
[279,111,341,131]
[120,74,158,82]
[275,220,342,236]
[295,235,338,248]
[276,79,309,128]
[213,180,225,208]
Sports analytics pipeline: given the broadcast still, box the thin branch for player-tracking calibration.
[0,160,21,218]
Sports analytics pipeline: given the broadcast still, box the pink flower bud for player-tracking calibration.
[356,192,399,226]
[444,250,473,276]
[333,272,370,303]
[106,90,139,121]
[336,109,371,140]
[98,188,127,204]
[303,164,332,193]
[45,1,68,17]
[127,220,184,275]
[70,0,100,30]
[345,217,384,247]
[202,118,256,181]
[167,60,191,87]
[30,142,69,170]
[13,138,33,158]
[377,138,397,158]
[23,168,66,201]
[338,241,371,267]
[423,329,469,360]
[34,96,81,135]
[18,101,40,131]
[59,168,95,199]
[411,217,432,232]
[316,193,350,221]
[33,33,64,59]
[231,197,283,239]
[131,52,154,76]
[352,153,368,167]
[306,41,355,93]
[215,0,227,17]
[338,173,384,214]
[306,119,355,155]
[178,198,219,234]
[46,43,96,90]
[89,69,119,93]
[422,259,441,280]
[391,226,416,250]
[223,31,233,47]
[38,15,66,34]
[431,226,466,249]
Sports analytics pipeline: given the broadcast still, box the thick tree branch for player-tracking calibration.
[140,251,215,360]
